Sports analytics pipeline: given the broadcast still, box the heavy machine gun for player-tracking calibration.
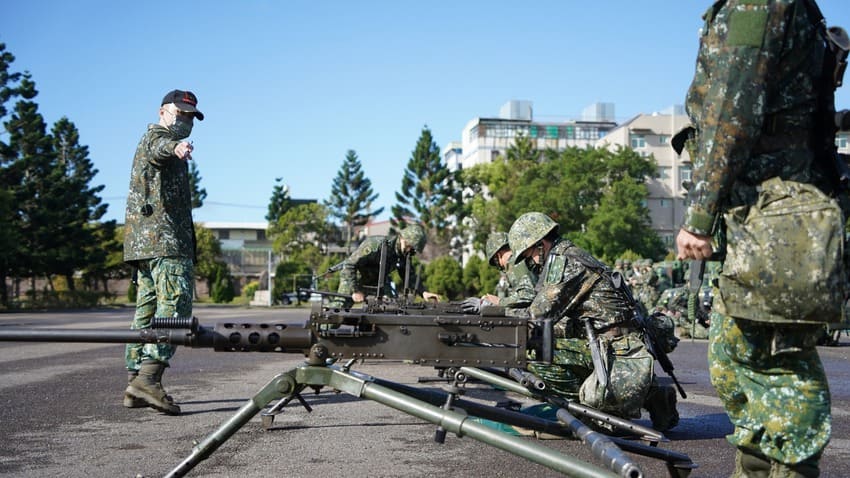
[0,301,695,478]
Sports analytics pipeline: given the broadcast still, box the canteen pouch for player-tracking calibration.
[718,177,845,324]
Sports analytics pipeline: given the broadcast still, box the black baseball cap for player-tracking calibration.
[161,89,204,121]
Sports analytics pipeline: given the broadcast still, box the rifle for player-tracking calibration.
[0,305,694,477]
[612,272,688,400]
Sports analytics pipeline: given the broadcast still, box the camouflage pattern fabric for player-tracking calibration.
[125,256,194,370]
[500,257,537,310]
[521,238,658,420]
[708,312,830,465]
[337,235,419,298]
[684,0,833,466]
[124,124,195,262]
[494,275,509,300]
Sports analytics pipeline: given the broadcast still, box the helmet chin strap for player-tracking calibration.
[535,241,545,266]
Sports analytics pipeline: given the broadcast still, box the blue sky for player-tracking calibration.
[3,1,849,225]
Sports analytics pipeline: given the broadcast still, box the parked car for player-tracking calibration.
[280,290,311,305]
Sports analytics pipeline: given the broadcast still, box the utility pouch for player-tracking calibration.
[719,177,845,324]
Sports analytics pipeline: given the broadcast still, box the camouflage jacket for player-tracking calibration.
[683,0,824,235]
[500,259,537,309]
[123,124,195,263]
[337,235,420,297]
[527,238,636,331]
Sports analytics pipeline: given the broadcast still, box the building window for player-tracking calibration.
[837,134,849,149]
[565,125,575,139]
[662,234,674,246]
[546,125,559,139]
[218,230,230,240]
[658,166,672,181]
[468,125,480,142]
[659,198,672,208]
[630,135,646,148]
[257,230,266,241]
[529,125,538,138]
[680,165,693,183]
[659,135,669,144]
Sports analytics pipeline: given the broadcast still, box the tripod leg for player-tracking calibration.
[164,371,298,478]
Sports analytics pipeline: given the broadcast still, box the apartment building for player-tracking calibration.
[445,100,618,172]
[595,107,692,247]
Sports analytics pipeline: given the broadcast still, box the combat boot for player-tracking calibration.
[768,460,819,478]
[123,370,146,408]
[643,383,679,432]
[124,370,175,408]
[126,360,180,415]
[734,448,770,478]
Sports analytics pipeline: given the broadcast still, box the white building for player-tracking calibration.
[447,100,618,172]
[595,107,692,247]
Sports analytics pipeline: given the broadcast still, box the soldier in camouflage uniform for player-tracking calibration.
[676,2,837,474]
[462,231,536,314]
[508,212,679,432]
[123,89,204,415]
[335,224,438,304]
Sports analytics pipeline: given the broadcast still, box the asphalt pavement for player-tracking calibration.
[0,305,848,478]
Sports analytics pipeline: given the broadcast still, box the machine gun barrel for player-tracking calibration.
[0,321,315,353]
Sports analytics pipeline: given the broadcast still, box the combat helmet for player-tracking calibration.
[398,224,427,254]
[485,232,510,267]
[508,212,559,264]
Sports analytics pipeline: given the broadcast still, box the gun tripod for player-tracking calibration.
[164,345,695,478]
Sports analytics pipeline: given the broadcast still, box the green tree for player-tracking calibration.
[49,117,109,290]
[460,132,542,251]
[578,176,667,262]
[423,255,463,300]
[461,254,500,297]
[5,74,57,289]
[188,161,207,209]
[266,177,291,223]
[272,261,313,304]
[210,263,235,303]
[269,203,331,273]
[463,144,661,261]
[82,221,126,294]
[194,223,233,299]
[392,126,455,258]
[325,149,384,253]
[0,42,23,306]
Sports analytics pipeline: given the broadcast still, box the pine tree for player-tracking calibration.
[5,75,56,287]
[50,117,109,290]
[266,177,291,223]
[391,126,456,258]
[325,149,384,253]
[0,42,23,306]
[188,160,207,209]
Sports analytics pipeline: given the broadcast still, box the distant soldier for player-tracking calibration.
[613,258,625,277]
[653,265,673,296]
[334,224,438,305]
[633,260,659,316]
[461,231,536,314]
[508,212,679,431]
[622,259,634,282]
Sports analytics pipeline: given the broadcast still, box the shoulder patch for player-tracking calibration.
[727,8,768,47]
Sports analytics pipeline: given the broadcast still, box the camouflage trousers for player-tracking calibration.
[708,312,831,466]
[528,332,654,419]
[125,256,194,371]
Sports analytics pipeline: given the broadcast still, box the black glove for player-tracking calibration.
[461,297,482,314]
